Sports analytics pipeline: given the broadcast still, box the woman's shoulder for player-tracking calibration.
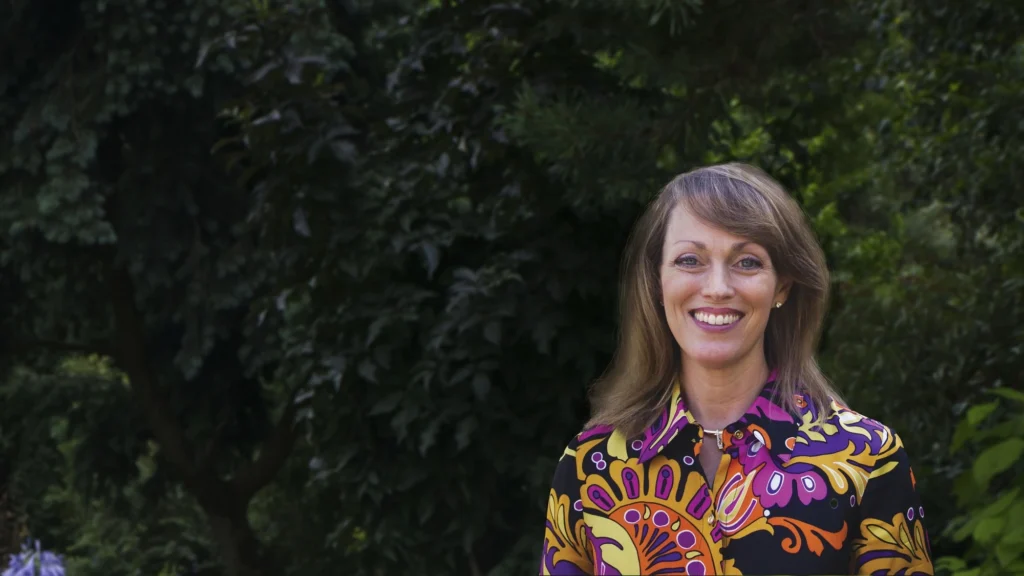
[546,425,616,491]
[822,397,898,433]
[808,397,913,464]
[562,423,615,453]
[551,424,616,466]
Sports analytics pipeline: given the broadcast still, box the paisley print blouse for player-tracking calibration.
[539,374,934,575]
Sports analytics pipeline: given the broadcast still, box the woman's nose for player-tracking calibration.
[702,265,734,300]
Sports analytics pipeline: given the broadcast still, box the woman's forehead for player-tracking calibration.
[664,205,764,250]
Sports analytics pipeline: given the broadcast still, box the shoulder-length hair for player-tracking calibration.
[587,163,840,438]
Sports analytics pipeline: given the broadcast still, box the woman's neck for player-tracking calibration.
[682,353,770,431]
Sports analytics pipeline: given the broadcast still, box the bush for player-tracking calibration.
[937,389,1024,576]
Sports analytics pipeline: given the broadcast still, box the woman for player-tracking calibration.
[539,164,933,575]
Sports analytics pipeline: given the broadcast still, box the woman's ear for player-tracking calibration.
[775,278,793,306]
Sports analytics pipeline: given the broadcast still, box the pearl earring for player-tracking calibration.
[775,302,782,308]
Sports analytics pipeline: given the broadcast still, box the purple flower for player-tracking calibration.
[3,540,65,576]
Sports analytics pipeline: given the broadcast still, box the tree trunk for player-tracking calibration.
[208,511,273,576]
[106,263,298,576]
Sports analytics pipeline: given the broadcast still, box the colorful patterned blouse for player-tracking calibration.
[539,373,934,575]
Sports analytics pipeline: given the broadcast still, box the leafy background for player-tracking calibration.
[0,0,1021,575]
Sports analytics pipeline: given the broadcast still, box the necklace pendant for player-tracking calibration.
[702,428,726,451]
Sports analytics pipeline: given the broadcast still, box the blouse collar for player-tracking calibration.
[633,368,804,464]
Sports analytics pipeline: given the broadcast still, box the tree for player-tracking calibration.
[0,0,368,573]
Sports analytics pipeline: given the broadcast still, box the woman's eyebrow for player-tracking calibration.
[673,240,755,252]
[674,240,706,248]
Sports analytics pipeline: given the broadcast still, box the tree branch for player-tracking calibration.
[196,414,231,478]
[105,262,201,488]
[231,392,300,502]
[468,548,482,576]
[6,338,115,358]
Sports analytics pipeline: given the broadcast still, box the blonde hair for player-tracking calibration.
[587,163,840,437]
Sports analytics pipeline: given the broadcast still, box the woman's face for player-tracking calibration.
[660,205,790,370]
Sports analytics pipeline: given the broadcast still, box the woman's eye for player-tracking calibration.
[738,257,763,270]
[675,256,699,267]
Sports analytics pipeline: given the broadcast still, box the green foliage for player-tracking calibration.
[936,391,1024,576]
[0,0,1021,574]
[0,357,215,573]
[0,0,360,572]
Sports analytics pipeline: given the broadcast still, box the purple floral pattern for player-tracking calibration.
[540,373,933,575]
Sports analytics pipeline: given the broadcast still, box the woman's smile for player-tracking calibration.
[689,307,745,332]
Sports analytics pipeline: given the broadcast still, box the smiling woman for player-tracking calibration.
[538,164,934,575]
[662,208,788,374]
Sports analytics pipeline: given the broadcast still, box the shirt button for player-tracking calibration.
[707,514,716,525]
[733,430,744,440]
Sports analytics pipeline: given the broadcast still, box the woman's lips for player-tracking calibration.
[689,309,744,332]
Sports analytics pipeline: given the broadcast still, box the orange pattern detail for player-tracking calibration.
[768,516,848,556]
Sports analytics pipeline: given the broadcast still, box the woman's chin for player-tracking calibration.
[682,346,747,370]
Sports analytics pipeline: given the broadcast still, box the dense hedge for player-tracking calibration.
[1,1,1021,575]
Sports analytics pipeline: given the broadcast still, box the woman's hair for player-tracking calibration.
[587,163,840,438]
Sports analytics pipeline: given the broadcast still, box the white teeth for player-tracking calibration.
[694,311,740,326]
